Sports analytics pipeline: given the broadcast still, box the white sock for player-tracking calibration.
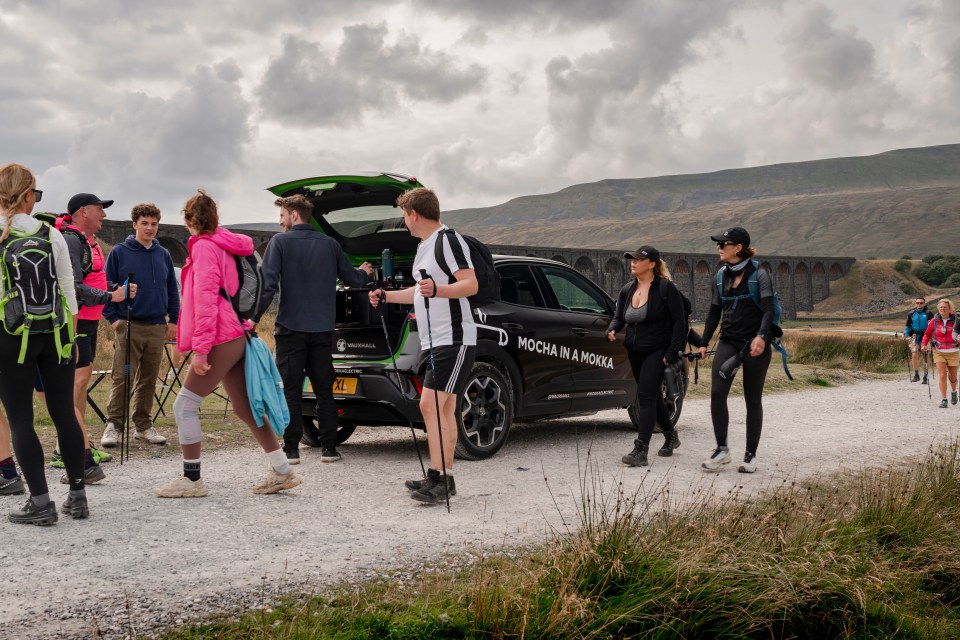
[268,449,290,474]
[444,468,454,476]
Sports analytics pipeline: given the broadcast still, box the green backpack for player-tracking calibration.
[0,222,74,363]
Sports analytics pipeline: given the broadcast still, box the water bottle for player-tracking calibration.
[381,248,394,280]
[664,362,681,400]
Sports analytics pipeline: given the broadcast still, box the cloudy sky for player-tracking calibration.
[4,0,958,224]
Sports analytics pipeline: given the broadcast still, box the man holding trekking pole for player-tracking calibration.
[369,188,478,505]
[905,297,932,384]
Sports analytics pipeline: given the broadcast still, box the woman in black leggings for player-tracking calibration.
[698,227,775,474]
[607,246,687,467]
[0,163,86,525]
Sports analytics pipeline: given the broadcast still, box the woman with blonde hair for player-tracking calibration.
[154,190,301,497]
[921,298,958,408]
[0,163,85,525]
[607,245,687,466]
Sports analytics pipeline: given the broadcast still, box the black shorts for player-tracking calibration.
[75,318,100,368]
[422,345,476,394]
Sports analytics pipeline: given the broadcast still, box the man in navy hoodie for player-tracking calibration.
[101,204,181,446]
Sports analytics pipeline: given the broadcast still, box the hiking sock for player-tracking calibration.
[83,449,96,469]
[183,459,201,481]
[267,449,290,475]
[32,493,51,508]
[915,370,920,376]
[0,457,17,479]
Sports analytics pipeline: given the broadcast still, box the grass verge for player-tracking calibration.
[157,442,960,639]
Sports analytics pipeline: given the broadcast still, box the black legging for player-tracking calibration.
[627,347,673,445]
[710,338,771,455]
[0,328,85,495]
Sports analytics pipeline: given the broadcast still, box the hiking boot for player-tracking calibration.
[252,469,302,495]
[411,470,456,504]
[50,450,65,469]
[155,475,208,498]
[738,452,758,474]
[922,376,929,385]
[8,497,57,526]
[320,447,341,463]
[60,464,106,485]
[134,428,167,445]
[912,372,920,382]
[284,445,301,465]
[61,494,89,519]
[940,399,949,409]
[90,444,112,464]
[702,446,732,471]
[100,423,119,448]
[658,430,681,457]
[952,391,958,406]
[0,475,24,496]
[406,473,459,495]
[621,441,649,467]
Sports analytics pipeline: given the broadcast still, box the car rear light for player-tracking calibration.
[408,312,416,320]
[410,374,422,394]
[337,409,345,416]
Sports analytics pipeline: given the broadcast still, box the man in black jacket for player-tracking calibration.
[254,195,372,464]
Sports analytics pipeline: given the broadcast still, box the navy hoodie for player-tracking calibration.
[103,236,181,325]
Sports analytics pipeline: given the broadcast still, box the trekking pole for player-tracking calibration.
[371,284,426,478]
[121,273,134,464]
[925,349,932,400]
[419,269,450,513]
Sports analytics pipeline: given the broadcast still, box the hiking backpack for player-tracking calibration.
[714,260,792,380]
[0,222,75,363]
[433,228,501,308]
[219,251,265,321]
[32,212,93,276]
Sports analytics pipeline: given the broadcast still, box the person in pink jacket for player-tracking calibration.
[154,190,301,498]
[921,298,959,409]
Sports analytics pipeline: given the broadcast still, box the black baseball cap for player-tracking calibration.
[710,227,750,246]
[624,245,661,261]
[68,193,114,216]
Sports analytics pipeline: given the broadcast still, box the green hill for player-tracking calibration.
[444,144,960,258]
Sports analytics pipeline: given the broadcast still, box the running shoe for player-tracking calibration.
[50,450,65,469]
[155,475,208,498]
[8,497,57,526]
[738,452,758,473]
[702,446,732,470]
[91,445,112,463]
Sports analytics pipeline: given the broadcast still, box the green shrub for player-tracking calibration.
[901,255,912,260]
[893,259,912,273]
[923,254,946,265]
[945,273,960,288]
[899,280,919,295]
[915,262,948,286]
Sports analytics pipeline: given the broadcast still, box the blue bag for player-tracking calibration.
[244,333,289,437]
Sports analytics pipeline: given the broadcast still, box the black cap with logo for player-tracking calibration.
[67,193,114,216]
[710,227,750,246]
[623,245,661,261]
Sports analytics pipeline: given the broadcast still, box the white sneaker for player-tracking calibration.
[702,446,731,471]
[252,469,302,495]
[134,428,167,445]
[738,452,758,473]
[154,475,208,498]
[100,423,119,448]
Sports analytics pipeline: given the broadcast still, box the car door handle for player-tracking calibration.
[502,322,524,331]
[571,327,589,336]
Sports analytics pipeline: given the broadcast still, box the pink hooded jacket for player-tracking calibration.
[177,227,253,358]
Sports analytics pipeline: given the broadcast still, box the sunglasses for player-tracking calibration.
[716,241,735,248]
[32,189,42,203]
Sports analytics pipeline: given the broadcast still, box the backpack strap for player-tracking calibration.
[432,228,456,283]
[771,336,793,381]
[715,265,753,310]
[746,259,762,310]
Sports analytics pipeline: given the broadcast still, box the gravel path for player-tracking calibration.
[4,377,957,638]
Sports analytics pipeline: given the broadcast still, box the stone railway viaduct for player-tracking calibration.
[99,221,854,321]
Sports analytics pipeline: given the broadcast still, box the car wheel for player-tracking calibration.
[454,362,514,460]
[300,416,357,447]
[628,362,688,432]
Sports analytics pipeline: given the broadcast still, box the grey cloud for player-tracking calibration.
[256,23,486,126]
[41,61,253,214]
[782,4,876,91]
[413,0,634,27]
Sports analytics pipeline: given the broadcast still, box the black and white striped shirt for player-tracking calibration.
[413,225,477,347]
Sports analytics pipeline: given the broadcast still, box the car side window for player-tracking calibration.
[496,264,547,308]
[540,266,611,315]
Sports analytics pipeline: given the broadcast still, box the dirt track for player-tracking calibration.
[4,377,958,638]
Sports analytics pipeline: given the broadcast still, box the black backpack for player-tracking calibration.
[219,252,265,321]
[658,278,692,336]
[33,212,93,276]
[433,228,501,308]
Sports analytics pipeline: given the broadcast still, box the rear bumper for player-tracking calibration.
[302,364,424,427]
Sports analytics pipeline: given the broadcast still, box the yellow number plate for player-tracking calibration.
[331,377,358,395]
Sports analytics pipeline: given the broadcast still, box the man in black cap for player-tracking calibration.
[61,194,136,452]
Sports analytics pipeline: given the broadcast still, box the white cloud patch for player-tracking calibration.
[256,23,487,126]
[782,4,876,91]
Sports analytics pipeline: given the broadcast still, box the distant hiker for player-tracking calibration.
[607,245,686,467]
[253,194,372,464]
[154,190,301,498]
[0,163,87,525]
[905,297,932,383]
[698,227,774,474]
[102,203,180,447]
[921,299,958,408]
[369,187,477,504]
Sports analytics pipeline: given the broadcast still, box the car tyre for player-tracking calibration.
[628,363,687,432]
[300,416,357,447]
[454,362,514,460]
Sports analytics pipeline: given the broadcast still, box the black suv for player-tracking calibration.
[267,173,688,459]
